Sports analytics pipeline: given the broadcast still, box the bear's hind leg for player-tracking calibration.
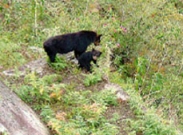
[44,45,56,62]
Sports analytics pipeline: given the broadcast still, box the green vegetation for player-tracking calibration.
[16,72,119,134]
[83,70,102,87]
[1,0,183,134]
[111,0,183,132]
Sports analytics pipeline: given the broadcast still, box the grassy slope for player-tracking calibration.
[0,0,182,134]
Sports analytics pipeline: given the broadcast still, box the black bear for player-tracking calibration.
[43,30,102,62]
[78,48,102,72]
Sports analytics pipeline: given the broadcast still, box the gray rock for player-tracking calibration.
[2,58,47,77]
[29,46,44,53]
[2,55,78,77]
[0,81,50,135]
[104,83,130,102]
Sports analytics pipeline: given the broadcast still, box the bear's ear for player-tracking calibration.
[97,34,102,40]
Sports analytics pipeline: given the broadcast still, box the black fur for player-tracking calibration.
[43,30,102,62]
[78,49,102,72]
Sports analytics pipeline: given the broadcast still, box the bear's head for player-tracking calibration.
[92,48,102,60]
[94,34,102,46]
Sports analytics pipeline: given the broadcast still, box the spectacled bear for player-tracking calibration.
[43,30,102,62]
[78,48,102,72]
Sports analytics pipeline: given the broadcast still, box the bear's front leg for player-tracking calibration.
[74,51,82,59]
[93,60,99,67]
[86,64,92,73]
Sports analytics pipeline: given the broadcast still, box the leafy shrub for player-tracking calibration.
[45,88,119,135]
[40,105,55,122]
[91,89,118,107]
[17,73,65,105]
[83,73,102,86]
[48,56,68,71]
[128,114,176,135]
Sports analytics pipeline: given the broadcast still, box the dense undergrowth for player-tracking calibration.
[111,0,183,132]
[0,0,183,134]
